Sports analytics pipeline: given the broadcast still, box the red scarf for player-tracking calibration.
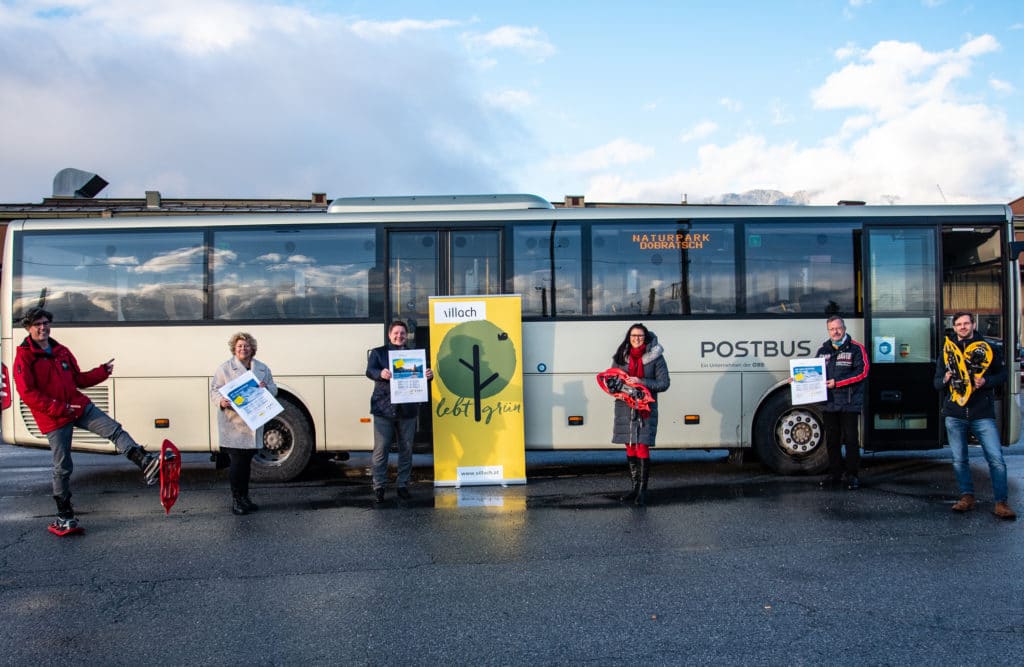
[628,346,651,419]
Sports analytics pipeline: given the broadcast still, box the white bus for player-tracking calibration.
[1,195,1018,481]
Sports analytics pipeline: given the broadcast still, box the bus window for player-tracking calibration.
[389,231,439,327]
[942,227,1003,338]
[745,223,857,316]
[591,222,735,316]
[212,227,375,320]
[512,224,582,318]
[14,230,204,323]
[451,231,500,297]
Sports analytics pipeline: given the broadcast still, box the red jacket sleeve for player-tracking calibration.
[834,340,870,388]
[70,351,110,389]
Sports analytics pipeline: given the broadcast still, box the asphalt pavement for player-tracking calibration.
[1,442,1023,666]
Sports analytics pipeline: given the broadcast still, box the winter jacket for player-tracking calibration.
[933,331,1005,421]
[211,357,278,450]
[13,336,109,434]
[610,333,671,446]
[366,344,420,420]
[813,335,869,413]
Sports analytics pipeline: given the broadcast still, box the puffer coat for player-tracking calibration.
[610,333,670,446]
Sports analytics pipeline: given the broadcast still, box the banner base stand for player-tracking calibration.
[434,478,527,487]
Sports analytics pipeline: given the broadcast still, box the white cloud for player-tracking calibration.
[554,139,655,173]
[0,1,516,200]
[584,36,1022,205]
[57,0,321,56]
[350,18,462,40]
[813,35,999,118]
[719,97,742,112]
[769,99,793,125]
[679,121,718,143]
[835,43,863,61]
[483,89,535,111]
[462,25,556,62]
[990,78,1015,93]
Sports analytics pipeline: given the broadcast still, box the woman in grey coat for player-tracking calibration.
[611,323,670,506]
[211,332,278,515]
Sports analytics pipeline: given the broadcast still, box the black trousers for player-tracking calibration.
[823,411,861,476]
[223,447,256,496]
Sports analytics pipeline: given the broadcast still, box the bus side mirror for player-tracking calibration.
[1008,241,1024,259]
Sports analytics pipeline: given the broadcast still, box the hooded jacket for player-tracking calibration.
[13,335,109,434]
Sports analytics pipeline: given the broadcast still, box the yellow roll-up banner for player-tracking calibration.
[429,295,525,486]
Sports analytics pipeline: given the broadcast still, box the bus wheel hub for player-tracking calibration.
[778,410,821,457]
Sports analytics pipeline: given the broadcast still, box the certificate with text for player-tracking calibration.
[218,370,284,431]
[789,358,828,405]
[389,348,428,404]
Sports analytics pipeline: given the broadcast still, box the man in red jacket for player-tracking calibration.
[14,307,160,534]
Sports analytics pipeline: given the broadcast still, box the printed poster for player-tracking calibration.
[217,370,284,431]
[789,357,828,405]
[388,348,428,404]
[429,294,526,487]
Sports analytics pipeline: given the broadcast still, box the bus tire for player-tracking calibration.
[251,396,314,483]
[753,391,829,475]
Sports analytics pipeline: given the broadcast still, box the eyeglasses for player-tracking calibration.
[629,334,645,339]
[29,321,51,329]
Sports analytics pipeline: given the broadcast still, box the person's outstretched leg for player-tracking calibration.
[78,404,159,485]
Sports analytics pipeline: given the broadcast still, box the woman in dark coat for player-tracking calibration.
[611,323,670,506]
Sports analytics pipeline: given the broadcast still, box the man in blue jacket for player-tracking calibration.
[934,312,1015,520]
[814,316,869,490]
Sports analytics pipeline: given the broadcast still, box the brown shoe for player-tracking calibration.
[993,501,1017,521]
[951,494,976,512]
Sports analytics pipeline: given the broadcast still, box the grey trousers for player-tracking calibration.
[371,416,416,490]
[46,403,141,497]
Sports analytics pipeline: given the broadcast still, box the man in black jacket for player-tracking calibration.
[365,320,433,503]
[814,316,869,490]
[934,312,1015,520]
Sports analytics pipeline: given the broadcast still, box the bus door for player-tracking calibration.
[387,229,502,447]
[863,226,941,449]
[938,225,1009,441]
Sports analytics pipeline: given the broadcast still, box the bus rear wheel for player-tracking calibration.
[753,392,829,475]
[251,396,314,483]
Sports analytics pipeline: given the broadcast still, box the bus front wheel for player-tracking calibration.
[252,396,314,483]
[753,392,829,475]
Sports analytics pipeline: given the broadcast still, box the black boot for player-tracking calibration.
[635,458,650,506]
[126,446,160,486]
[240,495,259,512]
[53,494,79,531]
[619,456,640,502]
[231,493,250,515]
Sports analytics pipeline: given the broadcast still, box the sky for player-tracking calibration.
[0,0,1022,205]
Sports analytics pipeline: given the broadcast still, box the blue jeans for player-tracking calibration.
[944,416,1008,502]
[46,403,141,497]
[371,416,416,490]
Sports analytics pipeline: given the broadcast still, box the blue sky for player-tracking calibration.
[0,0,1021,204]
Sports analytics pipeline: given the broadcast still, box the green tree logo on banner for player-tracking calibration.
[437,320,517,422]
